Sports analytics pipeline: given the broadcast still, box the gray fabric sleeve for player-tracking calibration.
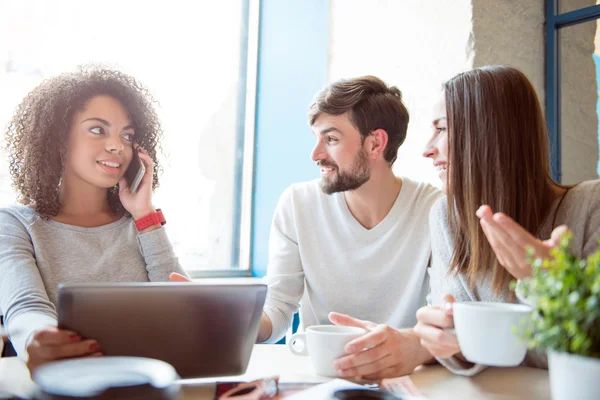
[427,198,452,306]
[137,227,188,281]
[428,199,489,375]
[261,187,304,344]
[0,210,58,360]
[8,312,57,361]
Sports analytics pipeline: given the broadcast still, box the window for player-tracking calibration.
[0,0,259,275]
[546,0,600,183]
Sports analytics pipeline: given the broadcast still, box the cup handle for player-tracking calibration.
[288,333,308,356]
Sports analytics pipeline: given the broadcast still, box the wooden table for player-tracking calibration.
[0,344,550,399]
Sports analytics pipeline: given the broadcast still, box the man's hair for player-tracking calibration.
[308,76,409,165]
[4,65,164,216]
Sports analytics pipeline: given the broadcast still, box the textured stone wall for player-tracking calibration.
[471,0,545,101]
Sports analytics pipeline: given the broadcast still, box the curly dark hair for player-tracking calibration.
[4,65,164,217]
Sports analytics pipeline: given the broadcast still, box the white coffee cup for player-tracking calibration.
[452,301,532,367]
[288,325,366,377]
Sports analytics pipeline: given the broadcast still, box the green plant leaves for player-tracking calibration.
[517,235,600,358]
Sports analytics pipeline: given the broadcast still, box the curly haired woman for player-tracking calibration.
[0,66,188,372]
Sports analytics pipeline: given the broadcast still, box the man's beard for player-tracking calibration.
[319,148,371,195]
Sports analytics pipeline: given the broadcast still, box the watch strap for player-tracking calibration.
[135,208,166,231]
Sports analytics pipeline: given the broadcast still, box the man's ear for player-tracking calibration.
[365,128,389,160]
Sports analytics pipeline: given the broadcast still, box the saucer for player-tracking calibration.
[33,356,179,399]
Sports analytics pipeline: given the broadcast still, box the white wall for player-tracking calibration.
[329,0,551,186]
[329,0,474,187]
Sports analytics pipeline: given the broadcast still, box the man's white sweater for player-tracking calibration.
[262,177,442,343]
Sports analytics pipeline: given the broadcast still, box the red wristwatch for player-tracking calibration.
[134,208,166,231]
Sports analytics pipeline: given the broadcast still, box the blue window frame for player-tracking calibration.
[546,0,600,182]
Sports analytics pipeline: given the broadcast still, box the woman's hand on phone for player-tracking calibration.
[26,327,102,373]
[119,146,156,221]
[413,294,461,359]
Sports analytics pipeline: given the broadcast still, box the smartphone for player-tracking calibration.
[124,149,146,194]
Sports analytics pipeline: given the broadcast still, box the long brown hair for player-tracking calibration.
[308,75,409,166]
[445,65,560,294]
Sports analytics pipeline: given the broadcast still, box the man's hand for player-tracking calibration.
[329,312,432,380]
[476,205,569,279]
[27,327,101,373]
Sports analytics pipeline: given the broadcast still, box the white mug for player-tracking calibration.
[452,301,532,367]
[288,325,366,377]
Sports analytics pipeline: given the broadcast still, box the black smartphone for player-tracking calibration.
[124,149,146,194]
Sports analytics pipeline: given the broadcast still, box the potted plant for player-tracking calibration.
[516,234,600,400]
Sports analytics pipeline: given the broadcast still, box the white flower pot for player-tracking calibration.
[549,351,600,400]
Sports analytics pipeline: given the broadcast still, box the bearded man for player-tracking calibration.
[259,76,442,379]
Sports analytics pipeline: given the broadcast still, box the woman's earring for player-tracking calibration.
[58,152,65,188]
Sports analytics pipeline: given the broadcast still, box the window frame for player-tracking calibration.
[545,0,600,182]
[187,0,261,278]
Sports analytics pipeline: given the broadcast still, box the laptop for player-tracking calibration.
[57,282,267,378]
